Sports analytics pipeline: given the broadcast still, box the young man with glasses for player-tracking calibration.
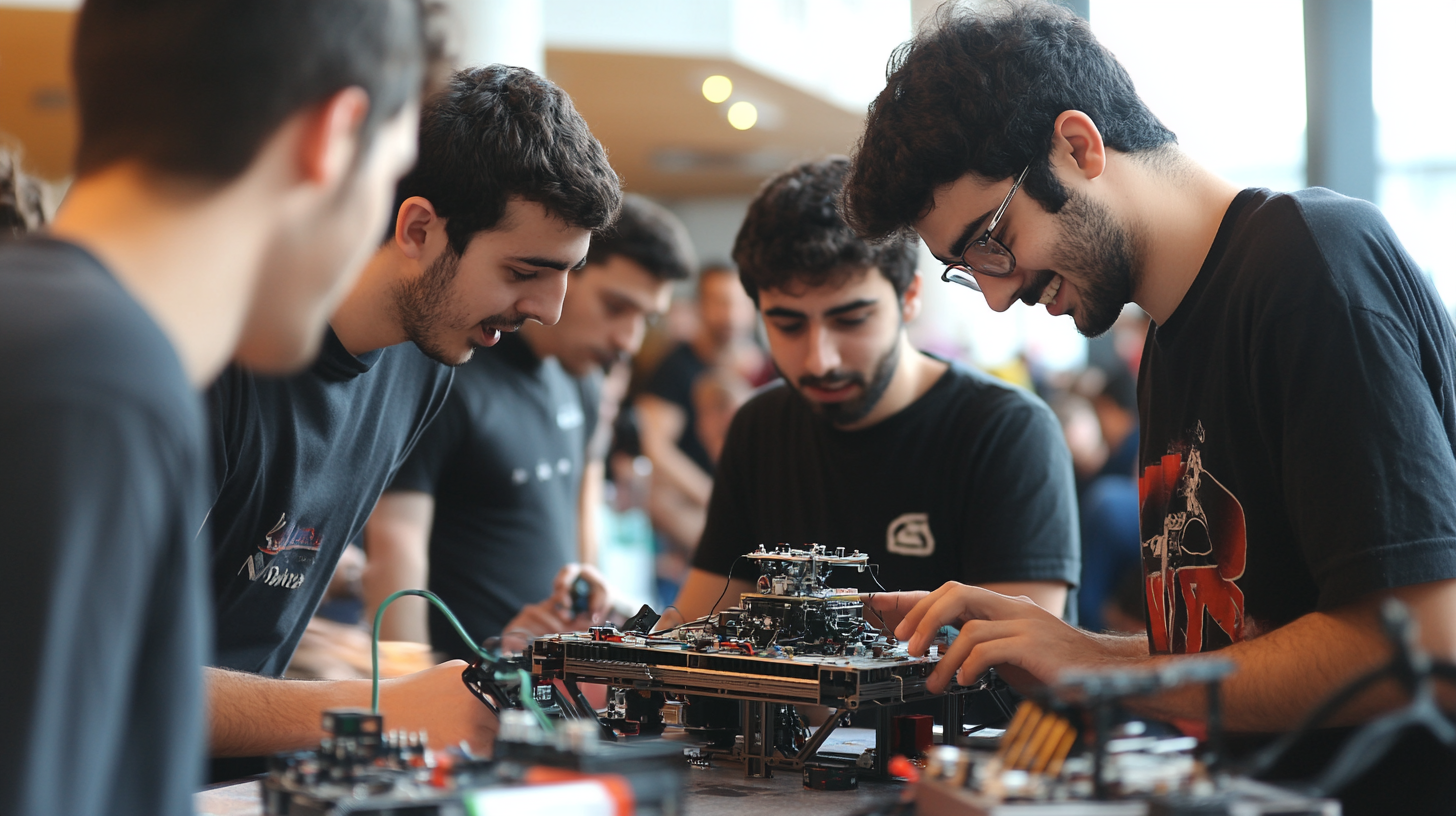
[844,2,1456,811]
[665,157,1079,631]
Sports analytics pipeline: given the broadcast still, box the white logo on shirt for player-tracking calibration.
[886,513,935,557]
[557,404,584,430]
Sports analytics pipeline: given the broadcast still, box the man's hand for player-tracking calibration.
[885,582,1147,693]
[498,564,613,652]
[863,590,929,635]
[550,563,612,623]
[378,660,498,753]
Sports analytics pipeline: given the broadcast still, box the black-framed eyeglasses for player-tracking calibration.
[940,165,1030,293]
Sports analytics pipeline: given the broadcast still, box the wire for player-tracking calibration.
[370,588,490,714]
[708,554,748,617]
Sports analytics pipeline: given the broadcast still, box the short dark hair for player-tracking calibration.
[585,194,694,282]
[733,157,917,304]
[396,65,623,256]
[843,0,1176,240]
[73,0,446,183]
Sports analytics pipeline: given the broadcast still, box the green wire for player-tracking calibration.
[370,588,553,732]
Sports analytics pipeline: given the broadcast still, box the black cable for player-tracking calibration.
[708,554,748,616]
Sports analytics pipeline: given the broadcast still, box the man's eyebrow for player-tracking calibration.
[824,298,878,317]
[763,306,807,320]
[945,208,996,261]
[510,255,584,272]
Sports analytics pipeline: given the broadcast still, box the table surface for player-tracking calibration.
[194,727,906,816]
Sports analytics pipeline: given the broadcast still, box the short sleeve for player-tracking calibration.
[957,391,1082,592]
[1258,301,1456,609]
[387,391,468,495]
[692,404,758,577]
[644,345,694,410]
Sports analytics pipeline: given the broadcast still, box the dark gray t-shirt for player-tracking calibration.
[205,330,451,674]
[0,238,209,816]
[390,334,600,659]
[694,357,1080,612]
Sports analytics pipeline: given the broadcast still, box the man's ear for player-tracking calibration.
[296,86,370,188]
[1051,110,1107,182]
[901,273,924,323]
[393,196,440,260]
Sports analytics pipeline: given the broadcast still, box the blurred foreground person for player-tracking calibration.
[0,1,432,814]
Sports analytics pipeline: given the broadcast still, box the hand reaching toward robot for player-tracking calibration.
[500,563,614,652]
[869,583,1149,693]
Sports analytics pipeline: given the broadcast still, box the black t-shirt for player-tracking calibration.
[1138,188,1456,653]
[390,334,600,659]
[0,239,209,816]
[1139,189,1456,813]
[694,357,1080,608]
[643,342,713,474]
[205,329,451,674]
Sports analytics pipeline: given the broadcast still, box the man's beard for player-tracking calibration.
[392,246,523,366]
[1046,190,1140,338]
[790,336,901,427]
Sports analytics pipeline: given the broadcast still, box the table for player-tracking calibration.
[194,728,907,816]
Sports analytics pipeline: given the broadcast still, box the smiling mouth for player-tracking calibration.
[1037,275,1062,305]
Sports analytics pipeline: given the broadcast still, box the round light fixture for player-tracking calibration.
[727,101,758,130]
[702,75,733,104]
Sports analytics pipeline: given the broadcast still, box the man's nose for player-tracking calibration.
[976,271,1023,313]
[524,272,569,326]
[804,324,840,376]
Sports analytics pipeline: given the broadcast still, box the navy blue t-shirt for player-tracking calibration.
[0,238,209,816]
[205,329,451,674]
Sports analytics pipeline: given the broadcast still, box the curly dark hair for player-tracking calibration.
[395,65,622,255]
[74,0,448,183]
[586,194,694,282]
[842,0,1175,240]
[733,157,917,304]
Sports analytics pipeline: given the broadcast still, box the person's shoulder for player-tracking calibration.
[1231,188,1426,314]
[0,238,190,411]
[936,360,1048,415]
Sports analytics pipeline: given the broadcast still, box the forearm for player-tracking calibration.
[207,666,371,756]
[643,441,713,506]
[361,546,430,642]
[1131,582,1456,731]
[361,492,434,643]
[578,459,604,566]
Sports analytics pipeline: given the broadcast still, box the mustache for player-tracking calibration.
[798,370,866,390]
[480,312,530,333]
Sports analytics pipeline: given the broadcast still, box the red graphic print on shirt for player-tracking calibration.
[1139,422,1247,654]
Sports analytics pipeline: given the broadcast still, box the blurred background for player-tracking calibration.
[2,0,1447,644]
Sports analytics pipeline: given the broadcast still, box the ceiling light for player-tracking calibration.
[702,75,733,104]
[727,101,758,130]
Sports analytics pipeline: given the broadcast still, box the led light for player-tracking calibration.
[727,101,758,130]
[701,75,733,104]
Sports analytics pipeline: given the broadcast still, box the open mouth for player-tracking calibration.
[1038,275,1062,306]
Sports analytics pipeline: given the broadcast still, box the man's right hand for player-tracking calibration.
[377,660,499,753]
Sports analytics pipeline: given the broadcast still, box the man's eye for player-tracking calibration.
[836,316,869,327]
[509,268,538,282]
[771,321,804,334]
